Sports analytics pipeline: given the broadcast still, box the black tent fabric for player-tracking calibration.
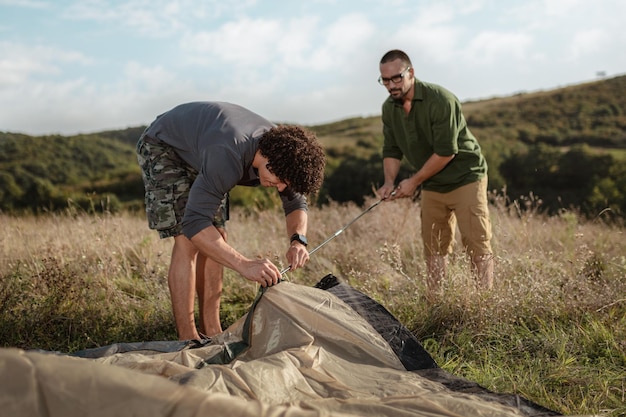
[316,274,559,416]
[314,274,438,371]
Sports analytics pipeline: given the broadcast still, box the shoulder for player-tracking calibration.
[418,81,459,103]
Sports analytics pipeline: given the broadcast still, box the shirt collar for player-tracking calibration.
[387,79,423,107]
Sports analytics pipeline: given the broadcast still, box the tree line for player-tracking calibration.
[1,75,625,221]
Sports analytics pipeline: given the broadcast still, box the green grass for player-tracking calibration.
[1,197,624,416]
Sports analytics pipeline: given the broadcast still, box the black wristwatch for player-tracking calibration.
[290,233,308,247]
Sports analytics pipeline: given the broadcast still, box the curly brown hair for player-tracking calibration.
[258,125,325,195]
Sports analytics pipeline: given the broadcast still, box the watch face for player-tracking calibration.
[291,233,307,245]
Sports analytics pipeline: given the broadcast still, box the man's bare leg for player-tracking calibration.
[168,235,200,341]
[196,254,224,337]
[472,254,494,290]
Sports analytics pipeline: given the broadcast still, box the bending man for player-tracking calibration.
[137,101,325,340]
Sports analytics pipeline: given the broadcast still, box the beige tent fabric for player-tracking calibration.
[0,282,564,417]
[0,348,324,417]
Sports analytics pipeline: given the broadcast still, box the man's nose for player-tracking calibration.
[276,183,287,192]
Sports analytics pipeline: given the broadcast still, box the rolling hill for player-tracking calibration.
[1,74,625,218]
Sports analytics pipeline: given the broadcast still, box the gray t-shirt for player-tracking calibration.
[144,101,308,238]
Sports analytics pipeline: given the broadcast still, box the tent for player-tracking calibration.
[0,274,563,417]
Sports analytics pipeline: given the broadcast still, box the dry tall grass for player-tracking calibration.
[1,195,624,415]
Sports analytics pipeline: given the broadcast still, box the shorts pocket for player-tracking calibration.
[146,184,178,230]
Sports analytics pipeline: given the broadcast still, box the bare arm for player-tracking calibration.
[190,225,281,287]
[284,208,309,271]
[377,157,402,199]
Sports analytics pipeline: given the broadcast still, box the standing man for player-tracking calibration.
[137,101,325,340]
[375,49,494,295]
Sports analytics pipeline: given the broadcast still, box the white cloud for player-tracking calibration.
[178,11,376,94]
[0,41,93,87]
[310,13,376,71]
[384,4,462,66]
[568,29,611,61]
[272,18,320,69]
[0,0,48,8]
[464,31,532,65]
[122,61,182,90]
[181,17,287,66]
[61,0,258,37]
[1,0,625,134]
[0,54,198,134]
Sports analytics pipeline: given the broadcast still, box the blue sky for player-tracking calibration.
[1,0,625,135]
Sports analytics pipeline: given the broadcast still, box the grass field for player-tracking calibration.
[1,193,624,416]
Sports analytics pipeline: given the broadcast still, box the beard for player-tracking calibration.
[389,87,406,103]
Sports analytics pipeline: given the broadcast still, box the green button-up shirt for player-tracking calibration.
[381,79,487,193]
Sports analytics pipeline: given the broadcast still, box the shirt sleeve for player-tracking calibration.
[430,92,462,157]
[182,145,242,239]
[381,104,404,160]
[280,190,308,217]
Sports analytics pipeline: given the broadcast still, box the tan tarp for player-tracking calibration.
[0,281,564,417]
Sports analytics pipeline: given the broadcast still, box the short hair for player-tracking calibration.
[258,125,326,195]
[380,49,412,67]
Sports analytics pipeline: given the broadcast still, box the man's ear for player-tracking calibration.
[252,150,265,168]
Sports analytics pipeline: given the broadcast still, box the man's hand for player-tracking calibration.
[240,259,281,287]
[377,183,397,200]
[286,242,309,271]
[394,177,420,198]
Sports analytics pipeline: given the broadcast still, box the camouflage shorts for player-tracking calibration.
[136,134,229,239]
